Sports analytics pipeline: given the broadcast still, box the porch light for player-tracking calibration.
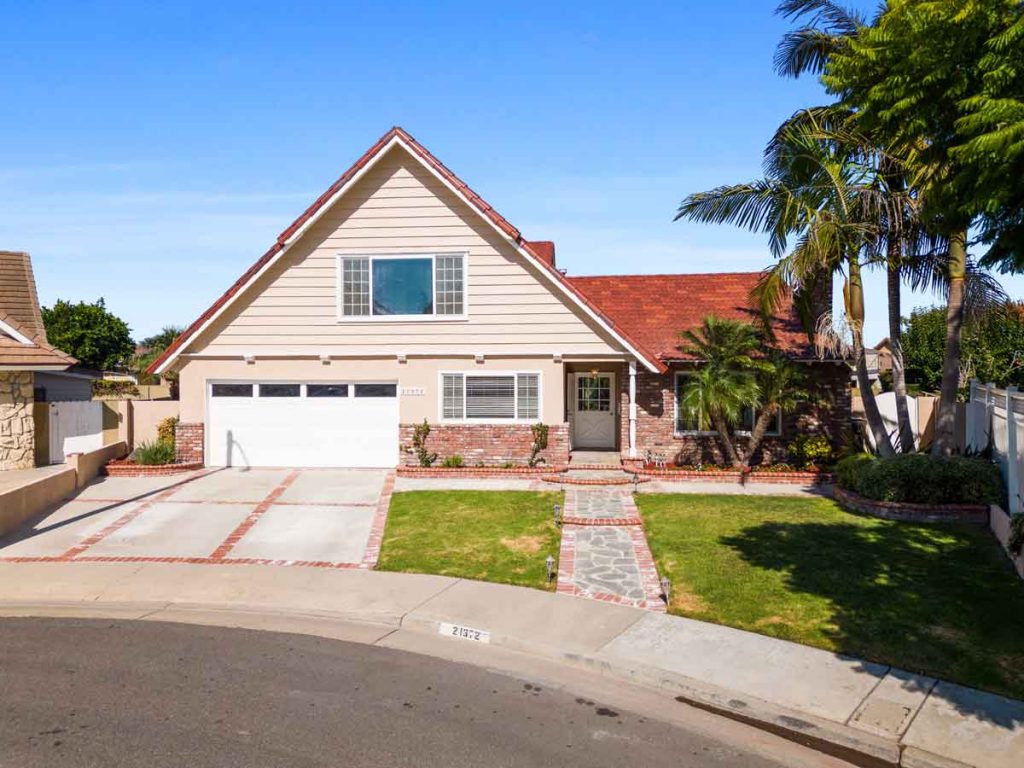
[553,503,562,526]
[545,555,555,582]
[660,577,671,603]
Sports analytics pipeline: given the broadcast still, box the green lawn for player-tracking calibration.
[377,491,563,591]
[636,494,1024,699]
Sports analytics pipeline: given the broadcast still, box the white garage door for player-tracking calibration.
[206,382,398,468]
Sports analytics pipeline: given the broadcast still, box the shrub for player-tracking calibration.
[1009,515,1024,556]
[157,416,178,447]
[133,440,176,465]
[411,419,437,467]
[528,422,549,468]
[787,433,833,469]
[92,379,141,398]
[441,454,464,468]
[836,453,1003,506]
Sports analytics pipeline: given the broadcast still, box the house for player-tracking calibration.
[0,251,76,470]
[149,128,849,469]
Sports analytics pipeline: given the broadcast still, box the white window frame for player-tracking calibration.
[734,405,783,437]
[336,251,468,322]
[438,371,542,423]
[672,372,782,437]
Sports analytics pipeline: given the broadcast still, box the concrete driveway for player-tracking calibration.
[0,468,394,568]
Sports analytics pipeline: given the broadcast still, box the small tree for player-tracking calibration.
[42,298,134,371]
[132,325,184,397]
[677,316,763,468]
[743,352,807,465]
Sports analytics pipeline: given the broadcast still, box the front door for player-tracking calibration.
[572,373,616,449]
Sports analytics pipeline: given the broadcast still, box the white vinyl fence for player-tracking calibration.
[47,401,103,464]
[967,381,1023,515]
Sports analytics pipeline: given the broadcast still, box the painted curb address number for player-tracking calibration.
[439,622,491,644]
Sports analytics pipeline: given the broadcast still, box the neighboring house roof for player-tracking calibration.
[873,337,891,351]
[0,251,76,370]
[148,127,664,375]
[565,273,816,363]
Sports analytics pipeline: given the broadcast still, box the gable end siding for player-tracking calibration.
[187,146,626,357]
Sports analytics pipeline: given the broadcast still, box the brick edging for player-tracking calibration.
[104,461,204,477]
[361,469,396,569]
[834,486,989,524]
[635,468,834,484]
[542,475,651,486]
[396,465,567,478]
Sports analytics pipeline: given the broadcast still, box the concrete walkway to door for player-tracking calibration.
[0,468,395,569]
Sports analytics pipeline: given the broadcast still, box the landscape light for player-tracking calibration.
[660,577,671,603]
[553,503,562,526]
[545,555,555,582]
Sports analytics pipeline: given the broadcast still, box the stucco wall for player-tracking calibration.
[0,371,34,470]
[177,356,566,424]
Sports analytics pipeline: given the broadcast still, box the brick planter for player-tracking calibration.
[104,460,203,477]
[396,465,566,479]
[834,486,990,524]
[634,467,834,485]
[399,422,569,467]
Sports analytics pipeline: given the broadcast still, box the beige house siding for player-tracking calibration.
[185,145,626,358]
[178,357,565,425]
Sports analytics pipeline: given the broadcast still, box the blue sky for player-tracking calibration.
[1,0,1021,343]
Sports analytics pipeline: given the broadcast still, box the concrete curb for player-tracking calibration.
[0,597,971,768]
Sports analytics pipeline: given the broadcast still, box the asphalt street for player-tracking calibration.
[0,618,851,767]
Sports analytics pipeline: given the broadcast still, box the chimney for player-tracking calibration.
[524,241,556,268]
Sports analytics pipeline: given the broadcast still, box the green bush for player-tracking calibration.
[157,416,178,447]
[441,454,464,468]
[787,433,833,469]
[134,440,176,465]
[411,419,438,467]
[836,453,1003,505]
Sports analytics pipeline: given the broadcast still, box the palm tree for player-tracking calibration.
[677,316,763,468]
[744,352,808,464]
[774,0,919,454]
[677,115,898,457]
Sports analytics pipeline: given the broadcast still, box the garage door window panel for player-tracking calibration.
[211,383,253,398]
[307,384,349,398]
[354,383,397,398]
[259,384,300,397]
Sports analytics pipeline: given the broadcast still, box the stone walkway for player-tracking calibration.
[557,487,665,612]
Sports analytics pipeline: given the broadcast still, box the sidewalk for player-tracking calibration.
[0,561,1018,767]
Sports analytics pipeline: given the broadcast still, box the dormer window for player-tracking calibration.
[338,253,465,319]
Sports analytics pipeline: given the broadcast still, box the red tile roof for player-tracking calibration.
[566,272,815,362]
[149,127,664,374]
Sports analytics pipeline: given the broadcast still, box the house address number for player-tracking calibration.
[439,622,491,644]
[400,386,425,396]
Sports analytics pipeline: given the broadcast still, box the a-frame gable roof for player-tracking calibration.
[149,127,663,375]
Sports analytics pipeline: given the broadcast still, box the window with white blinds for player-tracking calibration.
[441,373,540,420]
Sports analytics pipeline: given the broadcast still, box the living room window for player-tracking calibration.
[674,373,781,436]
[441,372,540,420]
[338,253,465,319]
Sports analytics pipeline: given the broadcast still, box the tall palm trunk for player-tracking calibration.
[886,255,915,452]
[931,229,968,456]
[848,255,897,457]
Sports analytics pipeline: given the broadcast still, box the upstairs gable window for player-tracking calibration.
[339,253,465,319]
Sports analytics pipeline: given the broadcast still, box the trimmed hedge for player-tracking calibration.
[835,453,1004,506]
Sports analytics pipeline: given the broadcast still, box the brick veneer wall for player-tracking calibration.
[623,362,850,465]
[175,422,204,464]
[399,422,570,467]
[0,371,34,471]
